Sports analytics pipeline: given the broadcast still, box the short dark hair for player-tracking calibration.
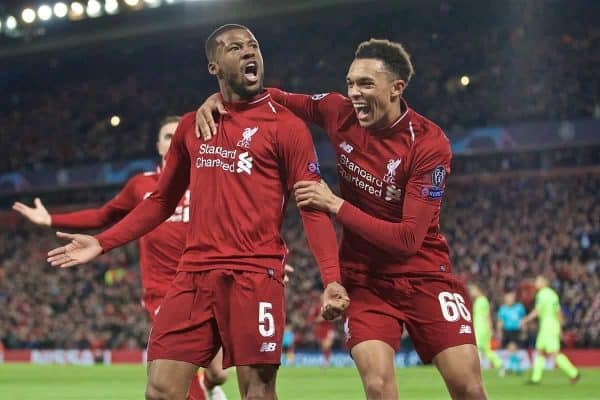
[355,39,414,85]
[158,115,181,138]
[159,115,181,128]
[205,24,251,61]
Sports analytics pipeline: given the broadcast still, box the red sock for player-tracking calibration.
[187,374,206,400]
[323,348,332,362]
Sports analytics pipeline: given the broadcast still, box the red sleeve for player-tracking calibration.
[277,115,341,286]
[95,114,192,252]
[50,176,141,229]
[336,131,452,256]
[267,87,346,132]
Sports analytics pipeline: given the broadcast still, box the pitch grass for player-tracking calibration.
[1,364,599,399]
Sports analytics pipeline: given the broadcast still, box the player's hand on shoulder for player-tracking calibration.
[47,232,103,268]
[12,197,51,226]
[195,93,228,140]
[321,282,350,321]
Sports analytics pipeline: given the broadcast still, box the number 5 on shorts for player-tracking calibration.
[438,292,472,322]
[258,302,275,337]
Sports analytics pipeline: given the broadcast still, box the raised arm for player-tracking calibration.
[95,116,191,252]
[46,176,141,229]
[47,115,192,267]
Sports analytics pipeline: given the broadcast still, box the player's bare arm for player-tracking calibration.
[195,93,228,140]
[12,197,51,226]
[293,180,344,214]
[47,232,103,268]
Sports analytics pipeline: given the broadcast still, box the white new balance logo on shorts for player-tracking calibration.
[260,342,277,352]
[236,152,253,175]
[459,325,472,334]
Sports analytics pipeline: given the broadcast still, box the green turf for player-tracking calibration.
[0,364,598,399]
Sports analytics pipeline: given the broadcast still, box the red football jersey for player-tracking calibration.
[269,88,452,275]
[51,168,189,301]
[96,92,340,285]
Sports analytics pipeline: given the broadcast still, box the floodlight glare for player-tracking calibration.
[38,5,53,21]
[86,0,102,18]
[22,8,37,24]
[53,3,69,18]
[145,0,162,8]
[6,16,18,31]
[105,0,119,14]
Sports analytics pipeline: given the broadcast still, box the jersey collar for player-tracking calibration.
[221,91,272,112]
[370,98,415,141]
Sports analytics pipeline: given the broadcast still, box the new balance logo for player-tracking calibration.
[459,325,472,334]
[236,152,253,175]
[260,342,277,352]
[339,141,354,154]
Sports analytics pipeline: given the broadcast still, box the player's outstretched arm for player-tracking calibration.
[13,176,139,230]
[47,232,103,268]
[45,177,140,229]
[12,198,51,226]
[95,114,192,253]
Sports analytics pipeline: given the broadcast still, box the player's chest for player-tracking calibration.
[188,121,277,179]
[332,130,412,212]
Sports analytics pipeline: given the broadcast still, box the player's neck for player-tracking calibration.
[370,101,404,132]
[219,82,262,103]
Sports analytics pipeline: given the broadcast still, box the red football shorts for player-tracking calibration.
[141,293,165,323]
[342,270,476,363]
[147,269,285,368]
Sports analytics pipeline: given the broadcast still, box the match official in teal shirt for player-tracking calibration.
[496,292,526,348]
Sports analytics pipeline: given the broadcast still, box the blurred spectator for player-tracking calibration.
[0,0,598,173]
[1,169,597,350]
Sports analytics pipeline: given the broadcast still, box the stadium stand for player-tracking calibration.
[0,0,598,354]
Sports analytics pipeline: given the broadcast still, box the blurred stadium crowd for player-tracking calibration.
[1,170,598,350]
[0,1,598,172]
[0,0,598,352]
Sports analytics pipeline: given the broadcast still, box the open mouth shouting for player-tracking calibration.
[243,61,259,84]
[353,102,371,121]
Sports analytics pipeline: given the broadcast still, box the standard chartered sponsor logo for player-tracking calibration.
[198,143,237,158]
[337,154,383,197]
[196,144,253,174]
